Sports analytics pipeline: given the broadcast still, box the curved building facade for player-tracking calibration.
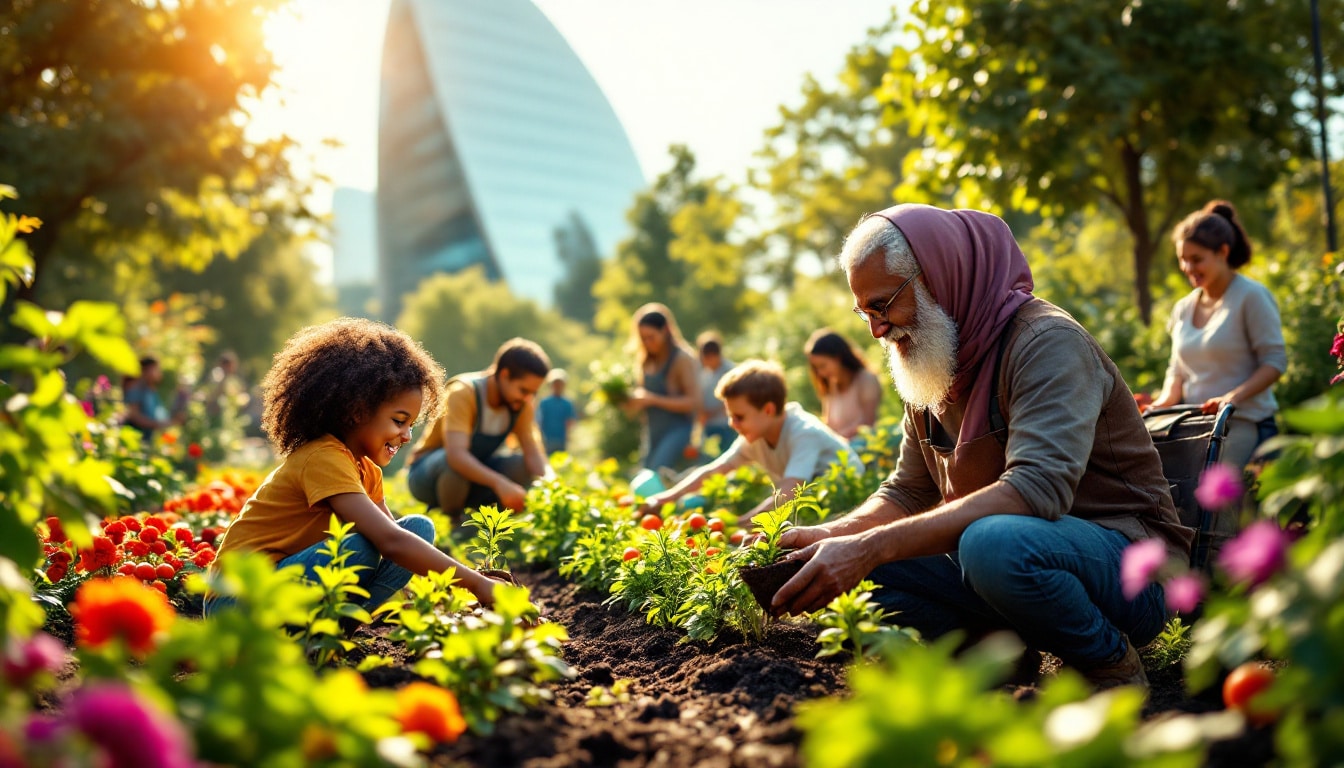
[377,0,645,320]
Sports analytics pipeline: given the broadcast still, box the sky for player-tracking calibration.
[254,0,899,194]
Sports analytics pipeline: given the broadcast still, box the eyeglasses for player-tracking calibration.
[851,268,922,325]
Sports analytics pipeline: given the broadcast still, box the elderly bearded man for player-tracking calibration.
[771,204,1193,689]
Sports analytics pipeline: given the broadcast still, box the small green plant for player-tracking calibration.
[411,583,573,734]
[1141,617,1192,671]
[294,516,373,667]
[607,529,698,628]
[370,569,474,660]
[812,580,919,662]
[464,504,524,572]
[585,678,635,707]
[560,521,631,591]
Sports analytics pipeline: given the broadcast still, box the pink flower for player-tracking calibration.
[2,632,66,689]
[1333,370,1344,387]
[93,375,112,395]
[67,684,195,768]
[1121,539,1168,600]
[81,400,95,418]
[1331,333,1344,359]
[1195,464,1244,510]
[1218,520,1289,588]
[1164,573,1205,614]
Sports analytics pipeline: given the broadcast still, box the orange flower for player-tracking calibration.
[149,300,167,315]
[160,431,178,446]
[395,683,466,744]
[71,578,176,655]
[15,215,42,233]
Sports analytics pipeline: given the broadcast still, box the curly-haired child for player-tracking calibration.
[204,318,500,616]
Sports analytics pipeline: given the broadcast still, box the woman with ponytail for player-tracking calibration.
[1148,200,1287,470]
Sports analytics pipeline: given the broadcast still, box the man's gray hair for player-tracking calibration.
[837,215,919,278]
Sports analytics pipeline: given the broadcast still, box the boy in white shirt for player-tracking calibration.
[642,360,863,516]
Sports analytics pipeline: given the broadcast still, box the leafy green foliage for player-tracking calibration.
[881,0,1336,321]
[592,145,765,339]
[799,635,1218,767]
[0,1,314,311]
[813,580,919,662]
[406,583,573,735]
[1140,618,1192,672]
[141,555,408,767]
[396,266,604,381]
[0,193,138,567]
[464,505,524,573]
[585,678,634,708]
[294,517,374,668]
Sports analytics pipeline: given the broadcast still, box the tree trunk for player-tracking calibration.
[1119,142,1155,324]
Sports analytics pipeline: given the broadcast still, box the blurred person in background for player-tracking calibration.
[804,328,882,443]
[623,303,700,475]
[1145,200,1286,470]
[696,331,736,458]
[537,368,577,455]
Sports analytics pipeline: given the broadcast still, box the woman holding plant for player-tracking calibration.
[623,303,701,474]
[1147,200,1287,470]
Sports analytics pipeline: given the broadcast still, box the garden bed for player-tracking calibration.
[354,570,1274,768]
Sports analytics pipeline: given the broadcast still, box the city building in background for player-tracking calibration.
[331,187,378,317]
[376,0,646,321]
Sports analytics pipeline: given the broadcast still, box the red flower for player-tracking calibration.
[121,517,142,533]
[192,550,215,568]
[172,528,193,546]
[45,564,68,583]
[103,520,127,545]
[187,443,203,459]
[124,540,150,558]
[138,526,160,545]
[395,683,466,744]
[71,578,176,655]
[45,517,66,544]
[143,516,168,533]
[150,541,168,556]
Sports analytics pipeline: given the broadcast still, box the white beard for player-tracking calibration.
[881,284,959,410]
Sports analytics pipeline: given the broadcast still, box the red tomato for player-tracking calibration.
[1223,663,1276,725]
[622,547,641,562]
[155,563,176,580]
[134,562,157,581]
[729,530,746,545]
[704,547,721,557]
[640,515,663,531]
[708,519,724,533]
[118,563,137,576]
[687,513,708,531]
[685,537,698,549]
[149,580,168,594]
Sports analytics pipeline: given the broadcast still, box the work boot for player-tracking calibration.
[1082,636,1149,691]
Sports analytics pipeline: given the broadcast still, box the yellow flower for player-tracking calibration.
[15,215,42,233]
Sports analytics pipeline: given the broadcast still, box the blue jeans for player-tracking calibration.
[868,515,1167,668]
[203,514,436,617]
[643,422,693,472]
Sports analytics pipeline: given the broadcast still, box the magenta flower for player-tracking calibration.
[2,632,66,689]
[1331,333,1344,359]
[1121,539,1168,600]
[67,684,195,768]
[1218,520,1290,588]
[1195,464,1244,510]
[81,400,95,418]
[1164,573,1205,614]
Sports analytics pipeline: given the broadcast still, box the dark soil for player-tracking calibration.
[352,569,1275,768]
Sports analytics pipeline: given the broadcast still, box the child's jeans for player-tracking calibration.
[203,514,437,617]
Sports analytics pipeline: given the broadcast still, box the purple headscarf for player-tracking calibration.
[866,204,1034,454]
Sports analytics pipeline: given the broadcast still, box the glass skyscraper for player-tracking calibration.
[377,0,646,321]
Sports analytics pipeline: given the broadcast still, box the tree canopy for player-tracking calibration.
[882,0,1342,321]
[0,0,309,309]
[592,146,765,340]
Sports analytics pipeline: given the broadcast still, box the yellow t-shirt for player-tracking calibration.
[410,374,538,463]
[215,435,384,563]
